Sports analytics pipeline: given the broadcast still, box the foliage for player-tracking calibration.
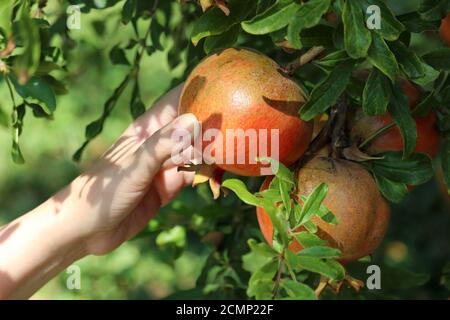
[0,0,450,300]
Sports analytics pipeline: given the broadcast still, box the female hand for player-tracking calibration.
[0,84,198,299]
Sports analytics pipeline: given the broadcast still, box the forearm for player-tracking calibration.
[0,186,86,299]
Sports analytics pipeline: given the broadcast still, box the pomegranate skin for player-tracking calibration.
[257,157,390,264]
[349,80,440,158]
[179,48,313,176]
[440,13,450,46]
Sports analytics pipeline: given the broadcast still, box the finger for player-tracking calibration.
[154,167,195,205]
[120,113,199,190]
[102,84,184,164]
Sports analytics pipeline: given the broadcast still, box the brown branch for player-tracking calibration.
[283,46,325,75]
[0,38,16,59]
[293,96,349,183]
[330,96,350,158]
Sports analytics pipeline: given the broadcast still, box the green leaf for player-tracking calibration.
[286,0,331,49]
[129,81,145,119]
[303,220,318,233]
[27,103,53,119]
[389,41,425,80]
[296,256,345,280]
[346,76,365,104]
[313,50,349,70]
[11,103,26,164]
[121,0,136,24]
[373,174,408,203]
[14,3,41,84]
[367,33,399,82]
[277,178,293,218]
[0,0,15,35]
[191,0,255,45]
[299,25,335,48]
[412,91,437,117]
[11,139,25,164]
[297,183,328,226]
[150,16,164,51]
[397,12,441,33]
[242,0,300,35]
[368,152,434,186]
[0,104,9,127]
[300,59,356,121]
[73,73,131,161]
[342,0,371,59]
[223,178,289,245]
[441,138,450,193]
[12,76,56,113]
[280,279,317,300]
[298,246,341,259]
[422,49,450,71]
[156,225,186,248]
[204,24,240,54]
[412,62,440,86]
[109,45,130,65]
[255,188,281,204]
[362,68,390,115]
[257,157,294,184]
[247,259,278,299]
[242,239,278,273]
[222,179,266,207]
[43,75,68,96]
[361,0,404,41]
[419,0,449,21]
[387,83,417,158]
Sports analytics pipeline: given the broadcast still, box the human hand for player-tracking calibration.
[0,84,198,299]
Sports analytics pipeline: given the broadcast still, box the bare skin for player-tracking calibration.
[0,84,199,299]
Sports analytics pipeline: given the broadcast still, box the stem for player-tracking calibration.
[358,122,395,149]
[5,76,17,108]
[314,276,328,298]
[283,46,325,75]
[271,251,285,300]
[0,38,16,58]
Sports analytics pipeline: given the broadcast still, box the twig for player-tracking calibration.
[0,38,16,59]
[283,46,325,75]
[330,96,350,158]
[314,276,328,298]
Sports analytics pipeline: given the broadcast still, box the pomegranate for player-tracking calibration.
[257,156,390,264]
[440,13,450,46]
[349,80,440,158]
[178,48,313,176]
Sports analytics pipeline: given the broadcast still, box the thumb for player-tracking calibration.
[121,113,199,186]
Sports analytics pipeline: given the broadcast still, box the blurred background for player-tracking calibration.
[0,0,449,299]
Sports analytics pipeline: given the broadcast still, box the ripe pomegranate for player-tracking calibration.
[440,13,450,46]
[256,156,390,264]
[178,48,313,176]
[349,80,440,158]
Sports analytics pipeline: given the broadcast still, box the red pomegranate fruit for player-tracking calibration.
[178,48,313,176]
[257,157,390,264]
